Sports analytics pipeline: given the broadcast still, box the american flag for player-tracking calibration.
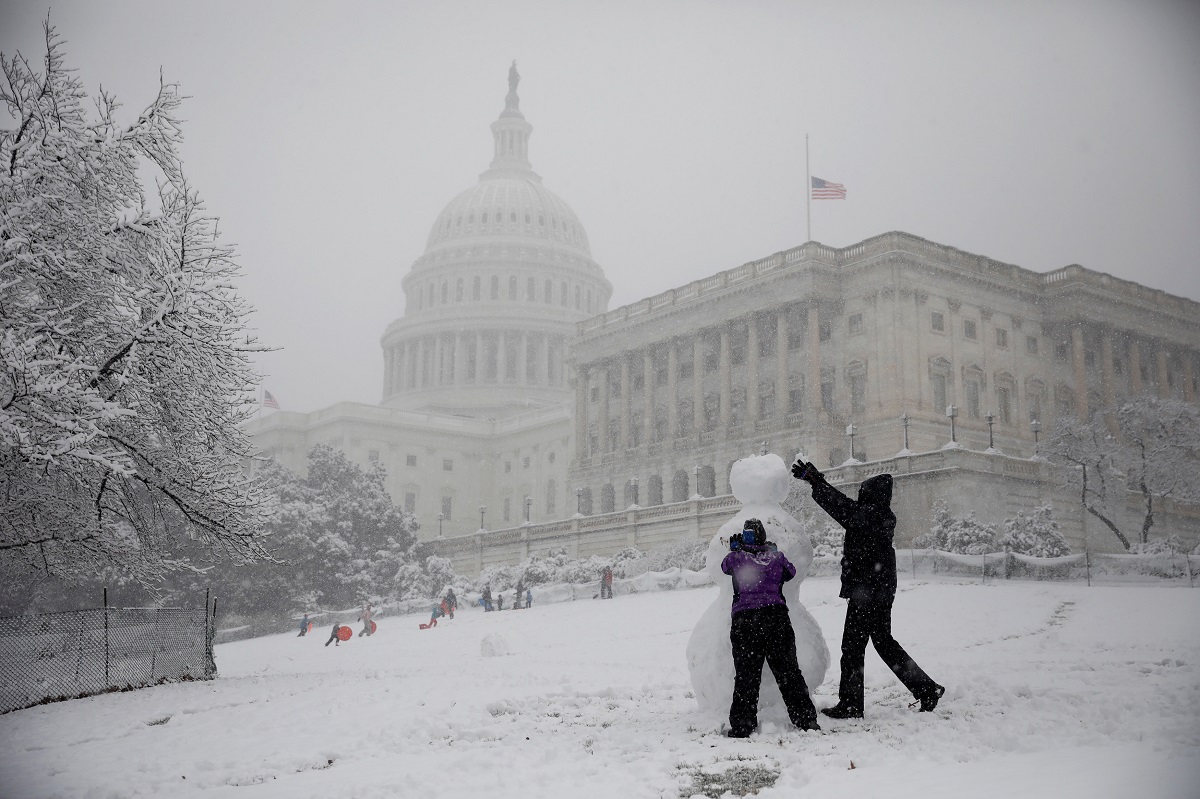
[811,176,847,200]
[262,390,280,410]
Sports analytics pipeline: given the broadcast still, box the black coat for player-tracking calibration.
[809,474,898,600]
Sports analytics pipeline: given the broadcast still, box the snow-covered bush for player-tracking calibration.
[996,506,1070,558]
[809,522,844,558]
[915,501,996,554]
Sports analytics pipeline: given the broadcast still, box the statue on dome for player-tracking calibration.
[508,60,520,94]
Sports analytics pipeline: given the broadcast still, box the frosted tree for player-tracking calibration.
[809,521,844,558]
[1,23,270,586]
[1045,396,1199,550]
[997,505,1070,558]
[914,500,955,550]
[915,501,995,554]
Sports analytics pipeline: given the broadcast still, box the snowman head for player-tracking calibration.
[728,453,790,506]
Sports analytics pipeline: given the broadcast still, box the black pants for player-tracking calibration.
[600,582,612,599]
[729,606,818,734]
[838,590,937,711]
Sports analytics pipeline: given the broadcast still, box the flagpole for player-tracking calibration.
[805,133,811,243]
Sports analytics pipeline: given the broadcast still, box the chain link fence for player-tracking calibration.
[0,598,216,715]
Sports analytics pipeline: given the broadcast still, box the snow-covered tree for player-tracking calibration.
[1045,396,1200,550]
[996,505,1070,558]
[1,23,270,586]
[914,500,955,550]
[809,522,844,558]
[257,445,419,611]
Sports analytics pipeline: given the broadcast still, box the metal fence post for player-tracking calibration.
[1084,544,1092,587]
[103,587,110,688]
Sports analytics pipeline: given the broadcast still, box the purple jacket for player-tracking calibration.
[721,545,796,616]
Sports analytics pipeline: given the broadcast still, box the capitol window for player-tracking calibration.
[963,320,977,340]
[931,311,945,332]
[848,313,863,335]
[510,212,517,223]
[538,215,545,226]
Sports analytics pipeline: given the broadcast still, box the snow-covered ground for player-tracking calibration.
[1,579,1197,799]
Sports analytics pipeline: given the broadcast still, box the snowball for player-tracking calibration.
[480,633,510,657]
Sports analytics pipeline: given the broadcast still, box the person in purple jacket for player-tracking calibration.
[721,518,821,737]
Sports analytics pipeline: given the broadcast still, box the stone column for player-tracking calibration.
[746,320,759,424]
[383,345,394,398]
[538,333,549,386]
[643,349,655,445]
[692,336,705,433]
[1185,356,1196,403]
[474,332,484,384]
[619,355,632,450]
[519,331,529,386]
[1072,324,1088,419]
[1156,346,1170,399]
[418,337,428,388]
[433,334,443,386]
[667,340,679,438]
[575,365,589,456]
[497,331,508,384]
[1100,332,1115,410]
[598,365,610,453]
[454,332,466,386]
[401,341,411,391]
[719,325,731,430]
[776,308,789,424]
[1130,337,1144,395]
[807,307,822,419]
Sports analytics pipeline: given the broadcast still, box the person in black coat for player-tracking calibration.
[792,459,945,718]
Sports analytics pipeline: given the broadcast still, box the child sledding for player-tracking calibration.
[420,600,450,629]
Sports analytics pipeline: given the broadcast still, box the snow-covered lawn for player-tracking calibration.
[1,580,1197,798]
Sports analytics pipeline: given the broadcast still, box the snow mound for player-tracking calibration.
[481,633,510,657]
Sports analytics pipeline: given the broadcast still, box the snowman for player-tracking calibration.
[685,453,830,724]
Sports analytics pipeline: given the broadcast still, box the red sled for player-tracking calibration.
[336,626,353,641]
[419,618,438,630]
[370,620,377,634]
[307,621,314,633]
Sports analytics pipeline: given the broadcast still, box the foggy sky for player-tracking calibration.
[3,0,1198,414]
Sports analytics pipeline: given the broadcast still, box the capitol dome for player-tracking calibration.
[382,64,612,418]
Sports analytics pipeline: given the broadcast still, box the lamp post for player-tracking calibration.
[985,412,995,450]
[693,464,701,498]
[1031,418,1041,456]
[900,411,910,451]
[760,440,769,455]
[846,423,857,461]
[576,486,584,515]
[629,476,639,507]
[479,504,486,530]
[524,495,532,524]
[437,512,444,537]
[946,405,958,444]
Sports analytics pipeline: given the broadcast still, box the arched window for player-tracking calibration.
[600,483,615,514]
[647,474,663,506]
[545,479,556,516]
[697,465,716,498]
[672,470,690,502]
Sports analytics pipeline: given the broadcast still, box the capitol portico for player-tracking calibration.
[248,68,1200,567]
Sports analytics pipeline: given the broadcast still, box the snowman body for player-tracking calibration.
[685,454,830,723]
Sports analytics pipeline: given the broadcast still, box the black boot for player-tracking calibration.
[820,703,863,719]
[917,685,945,712]
[726,728,753,738]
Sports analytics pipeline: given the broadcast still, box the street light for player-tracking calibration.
[946,405,958,444]
[524,495,532,524]
[694,464,701,498]
[900,411,910,451]
[985,412,995,450]
[479,504,486,530]
[576,486,584,515]
[846,423,858,461]
[629,476,639,507]
[760,440,769,455]
[1031,418,1041,455]
[437,512,444,537]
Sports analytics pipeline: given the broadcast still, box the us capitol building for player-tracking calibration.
[247,68,1200,572]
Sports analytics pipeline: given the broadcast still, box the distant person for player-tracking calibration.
[444,588,458,619]
[721,518,821,737]
[793,459,945,718]
[358,603,374,637]
[482,585,494,612]
[497,592,505,612]
[423,602,447,629]
[324,622,343,647]
[600,566,614,600]
[526,588,533,609]
[515,579,525,609]
[297,613,310,637]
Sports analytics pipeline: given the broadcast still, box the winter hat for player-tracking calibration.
[742,518,767,546]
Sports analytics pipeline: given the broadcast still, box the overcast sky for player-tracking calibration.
[4,0,1198,413]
